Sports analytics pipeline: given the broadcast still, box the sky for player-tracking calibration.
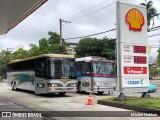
[0,0,160,60]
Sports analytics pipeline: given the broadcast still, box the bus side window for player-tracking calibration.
[35,62,45,77]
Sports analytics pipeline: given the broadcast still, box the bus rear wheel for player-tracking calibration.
[77,82,81,93]
[11,82,17,91]
[98,91,104,95]
[59,92,66,95]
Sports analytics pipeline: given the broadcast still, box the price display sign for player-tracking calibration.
[134,56,146,64]
[134,46,146,54]
[117,2,148,93]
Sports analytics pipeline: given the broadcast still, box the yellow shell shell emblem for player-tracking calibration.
[125,8,144,31]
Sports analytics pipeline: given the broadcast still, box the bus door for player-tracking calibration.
[35,60,47,94]
[80,62,92,92]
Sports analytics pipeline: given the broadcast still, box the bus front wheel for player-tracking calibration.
[59,92,66,95]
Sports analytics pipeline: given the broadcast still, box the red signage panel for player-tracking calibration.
[134,46,146,54]
[124,67,147,74]
[134,56,147,64]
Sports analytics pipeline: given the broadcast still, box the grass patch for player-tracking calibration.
[155,84,160,87]
[103,97,160,109]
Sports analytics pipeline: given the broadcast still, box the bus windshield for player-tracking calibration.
[93,62,115,75]
[50,58,75,79]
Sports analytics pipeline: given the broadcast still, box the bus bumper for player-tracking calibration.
[48,87,77,93]
[92,86,115,92]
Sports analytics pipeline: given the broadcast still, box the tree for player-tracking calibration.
[7,32,68,63]
[76,38,95,57]
[47,31,68,54]
[0,50,8,75]
[157,48,160,65]
[8,48,28,61]
[27,32,69,57]
[48,31,61,44]
[140,0,158,28]
[28,43,41,57]
[100,37,116,60]
[39,38,50,54]
[76,37,116,60]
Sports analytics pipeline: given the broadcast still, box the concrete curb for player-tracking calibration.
[98,100,160,116]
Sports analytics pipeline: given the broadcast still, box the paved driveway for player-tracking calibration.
[0,82,159,120]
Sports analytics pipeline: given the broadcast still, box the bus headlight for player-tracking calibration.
[48,83,57,87]
[71,83,77,87]
[52,84,57,87]
[67,83,77,87]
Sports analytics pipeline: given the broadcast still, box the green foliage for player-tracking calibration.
[47,31,68,54]
[48,31,61,44]
[104,97,160,109]
[9,48,28,61]
[28,43,41,57]
[39,38,50,54]
[50,43,61,54]
[157,48,160,65]
[1,31,116,75]
[0,50,10,75]
[7,32,68,62]
[76,37,116,60]
[149,66,159,77]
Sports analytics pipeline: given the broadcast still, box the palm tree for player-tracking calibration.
[140,0,158,29]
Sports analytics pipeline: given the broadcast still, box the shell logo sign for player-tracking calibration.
[125,8,144,31]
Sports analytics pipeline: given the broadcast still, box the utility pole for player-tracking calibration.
[6,48,13,63]
[59,18,71,53]
[6,48,13,72]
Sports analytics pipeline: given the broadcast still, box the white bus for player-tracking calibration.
[7,54,77,95]
[75,56,116,94]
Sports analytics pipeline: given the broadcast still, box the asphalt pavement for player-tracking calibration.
[0,81,160,120]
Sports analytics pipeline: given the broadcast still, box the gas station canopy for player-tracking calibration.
[0,0,47,35]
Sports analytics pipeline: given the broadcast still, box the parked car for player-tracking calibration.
[148,83,157,93]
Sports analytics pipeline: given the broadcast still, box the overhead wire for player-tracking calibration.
[148,33,160,38]
[63,26,160,41]
[148,25,160,32]
[63,9,160,41]
[49,22,59,31]
[65,0,111,20]
[43,5,160,38]
[52,3,159,35]
[50,1,116,33]
[64,28,116,40]
[25,2,160,46]
[64,25,160,41]
[68,2,116,21]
